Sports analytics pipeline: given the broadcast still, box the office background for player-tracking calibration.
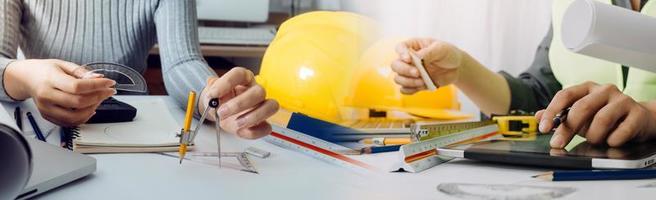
[13,0,553,106]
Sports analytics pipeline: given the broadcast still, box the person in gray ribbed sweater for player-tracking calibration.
[0,0,278,139]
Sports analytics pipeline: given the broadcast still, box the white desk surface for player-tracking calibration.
[5,96,655,200]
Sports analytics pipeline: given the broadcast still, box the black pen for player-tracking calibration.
[552,108,570,128]
[14,107,22,131]
[27,112,46,142]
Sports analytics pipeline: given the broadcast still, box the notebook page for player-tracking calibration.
[76,98,181,147]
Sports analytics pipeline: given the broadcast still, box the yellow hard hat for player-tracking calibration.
[257,11,379,123]
[345,38,469,120]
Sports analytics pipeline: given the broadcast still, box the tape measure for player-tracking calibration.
[411,116,537,141]
[411,121,495,141]
[396,124,501,173]
[265,125,378,173]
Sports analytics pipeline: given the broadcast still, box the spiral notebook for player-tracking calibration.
[69,99,186,153]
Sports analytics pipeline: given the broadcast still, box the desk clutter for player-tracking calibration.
[264,110,541,173]
[7,95,656,200]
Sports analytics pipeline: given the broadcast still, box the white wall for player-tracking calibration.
[343,0,553,76]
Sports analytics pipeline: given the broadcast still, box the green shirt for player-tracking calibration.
[499,0,642,112]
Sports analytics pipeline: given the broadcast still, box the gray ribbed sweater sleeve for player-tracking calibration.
[0,0,20,101]
[0,0,216,110]
[155,0,216,111]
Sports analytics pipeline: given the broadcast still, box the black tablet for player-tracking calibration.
[437,134,656,169]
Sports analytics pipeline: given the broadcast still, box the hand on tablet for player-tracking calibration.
[391,38,463,94]
[536,81,656,148]
[198,67,279,139]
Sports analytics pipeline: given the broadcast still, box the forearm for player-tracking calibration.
[0,0,23,101]
[162,60,216,113]
[454,53,511,116]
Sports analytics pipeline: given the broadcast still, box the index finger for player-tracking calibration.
[395,42,412,63]
[396,38,434,63]
[539,82,597,133]
[52,75,116,94]
[207,67,255,99]
[53,60,90,78]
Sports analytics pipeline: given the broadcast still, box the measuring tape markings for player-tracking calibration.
[412,121,495,141]
[399,125,500,172]
[266,125,378,172]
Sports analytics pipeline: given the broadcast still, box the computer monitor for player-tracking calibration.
[196,0,270,23]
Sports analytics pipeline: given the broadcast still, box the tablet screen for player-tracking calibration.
[448,134,656,160]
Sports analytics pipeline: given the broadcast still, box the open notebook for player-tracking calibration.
[74,98,186,153]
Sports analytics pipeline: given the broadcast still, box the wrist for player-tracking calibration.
[3,61,30,100]
[453,52,475,86]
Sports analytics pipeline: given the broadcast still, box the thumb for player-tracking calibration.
[206,68,255,100]
[417,41,461,69]
[53,60,89,78]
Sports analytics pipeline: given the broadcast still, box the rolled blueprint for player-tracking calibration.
[562,0,656,72]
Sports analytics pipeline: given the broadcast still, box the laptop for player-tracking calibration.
[0,102,96,199]
[16,137,96,199]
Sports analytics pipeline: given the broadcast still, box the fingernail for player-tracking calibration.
[107,80,117,87]
[217,106,229,119]
[92,112,97,116]
[236,116,248,129]
[550,133,564,148]
[112,89,117,95]
[81,73,96,79]
[539,119,549,133]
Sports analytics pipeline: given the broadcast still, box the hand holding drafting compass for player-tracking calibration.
[178,97,222,167]
[176,91,259,174]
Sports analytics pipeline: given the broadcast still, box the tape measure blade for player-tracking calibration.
[413,121,495,141]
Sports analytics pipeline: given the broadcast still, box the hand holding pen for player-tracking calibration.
[535,82,656,148]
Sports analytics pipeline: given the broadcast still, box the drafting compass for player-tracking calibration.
[177,98,258,173]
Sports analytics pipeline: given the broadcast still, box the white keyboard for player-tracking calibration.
[197,26,276,46]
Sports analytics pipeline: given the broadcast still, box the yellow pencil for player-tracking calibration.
[179,91,196,164]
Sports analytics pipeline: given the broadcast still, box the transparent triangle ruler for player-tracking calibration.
[265,125,378,174]
[160,152,258,174]
[395,124,501,173]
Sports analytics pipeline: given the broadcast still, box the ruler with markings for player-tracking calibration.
[265,125,377,173]
[188,152,259,174]
[396,124,501,173]
[159,152,259,174]
[410,121,496,141]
